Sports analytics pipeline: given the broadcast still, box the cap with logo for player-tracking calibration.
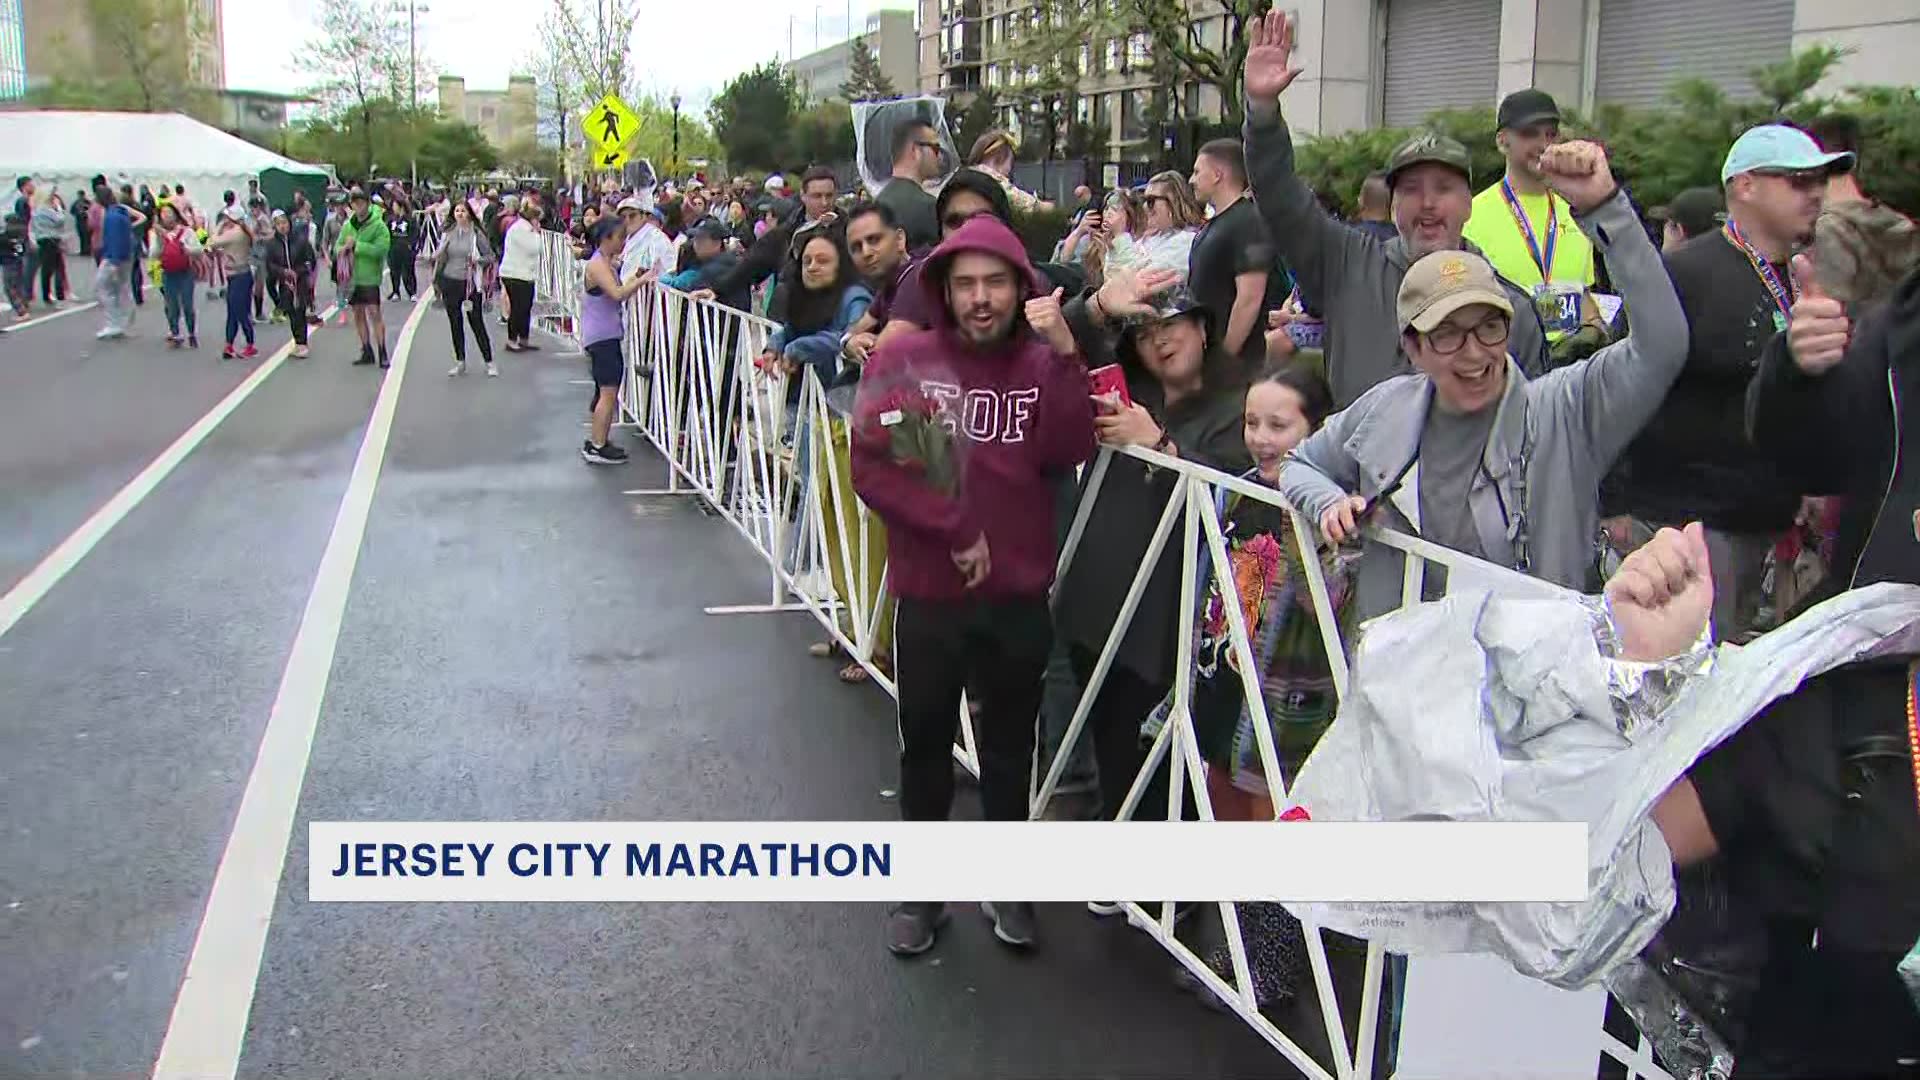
[1496,88,1561,131]
[1720,124,1856,185]
[1385,133,1474,189]
[1398,250,1515,333]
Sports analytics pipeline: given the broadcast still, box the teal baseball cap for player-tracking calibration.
[1720,124,1856,185]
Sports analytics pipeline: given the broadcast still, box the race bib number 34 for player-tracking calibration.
[1534,284,1584,335]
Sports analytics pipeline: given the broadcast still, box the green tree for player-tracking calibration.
[614,92,724,177]
[416,121,500,182]
[953,88,1001,158]
[1008,0,1272,127]
[710,61,801,173]
[841,39,898,102]
[790,101,857,166]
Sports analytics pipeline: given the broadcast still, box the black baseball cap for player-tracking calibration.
[1656,187,1725,240]
[689,218,731,243]
[1385,134,1473,188]
[1497,89,1561,131]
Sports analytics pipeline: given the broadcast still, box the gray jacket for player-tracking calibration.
[1277,188,1688,618]
[1244,103,1550,409]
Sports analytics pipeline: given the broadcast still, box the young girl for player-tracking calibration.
[1155,361,1356,1011]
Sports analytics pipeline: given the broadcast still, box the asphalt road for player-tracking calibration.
[0,275,1297,1079]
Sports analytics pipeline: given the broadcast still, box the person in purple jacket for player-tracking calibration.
[851,215,1096,958]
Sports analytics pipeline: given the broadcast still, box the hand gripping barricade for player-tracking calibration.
[535,232,1773,1079]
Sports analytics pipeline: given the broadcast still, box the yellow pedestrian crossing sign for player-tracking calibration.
[585,94,640,156]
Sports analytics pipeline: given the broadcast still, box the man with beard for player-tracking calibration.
[1238,10,1546,408]
[1601,124,1854,641]
[851,215,1094,958]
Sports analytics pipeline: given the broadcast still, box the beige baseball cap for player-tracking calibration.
[1397,250,1514,333]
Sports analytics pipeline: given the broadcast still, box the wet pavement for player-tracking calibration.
[0,277,1292,1079]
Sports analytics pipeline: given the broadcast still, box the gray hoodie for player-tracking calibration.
[1277,189,1688,619]
[1244,104,1550,409]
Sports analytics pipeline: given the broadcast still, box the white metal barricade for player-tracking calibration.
[546,251,1678,1080]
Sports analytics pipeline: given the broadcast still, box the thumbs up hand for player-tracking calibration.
[1787,253,1851,376]
[1025,286,1077,356]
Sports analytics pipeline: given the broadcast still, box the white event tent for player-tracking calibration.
[0,110,331,213]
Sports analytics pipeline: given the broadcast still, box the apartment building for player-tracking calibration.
[789,9,919,104]
[918,0,1919,159]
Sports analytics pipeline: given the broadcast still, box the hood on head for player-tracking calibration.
[917,215,1043,330]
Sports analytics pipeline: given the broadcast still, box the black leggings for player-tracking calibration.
[389,248,417,298]
[438,275,492,362]
[36,239,67,302]
[503,277,534,341]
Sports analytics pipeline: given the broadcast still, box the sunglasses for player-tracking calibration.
[1140,194,1169,208]
[1753,169,1826,192]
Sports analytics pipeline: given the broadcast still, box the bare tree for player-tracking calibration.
[538,0,639,105]
[301,0,410,176]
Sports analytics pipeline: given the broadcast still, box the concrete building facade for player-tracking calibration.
[918,0,1920,158]
[789,9,919,104]
[437,75,538,150]
[11,0,223,98]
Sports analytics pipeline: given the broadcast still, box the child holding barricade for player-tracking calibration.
[1141,360,1359,1012]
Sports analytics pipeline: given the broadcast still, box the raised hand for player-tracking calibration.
[1536,141,1618,213]
[1605,523,1714,662]
[1025,287,1077,355]
[1787,252,1850,375]
[1243,9,1305,106]
[1093,266,1180,322]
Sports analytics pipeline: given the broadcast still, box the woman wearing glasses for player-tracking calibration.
[1106,171,1206,284]
[1276,141,1688,621]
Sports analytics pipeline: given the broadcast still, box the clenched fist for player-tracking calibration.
[1786,253,1850,375]
[1537,141,1617,213]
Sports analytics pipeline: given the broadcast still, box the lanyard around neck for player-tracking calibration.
[1723,219,1796,320]
[1499,178,1557,281]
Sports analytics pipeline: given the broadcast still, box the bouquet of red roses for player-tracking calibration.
[856,384,958,497]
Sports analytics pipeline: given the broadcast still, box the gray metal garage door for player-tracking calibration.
[1381,0,1503,127]
[1595,0,1795,108]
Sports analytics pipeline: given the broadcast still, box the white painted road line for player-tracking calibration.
[0,303,341,642]
[2,300,100,333]
[151,292,432,1080]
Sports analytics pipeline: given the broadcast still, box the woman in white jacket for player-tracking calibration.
[497,201,544,351]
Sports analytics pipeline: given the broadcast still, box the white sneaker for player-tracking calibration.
[448,360,466,377]
[485,361,498,377]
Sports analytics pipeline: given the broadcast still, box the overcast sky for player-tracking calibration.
[225,0,911,115]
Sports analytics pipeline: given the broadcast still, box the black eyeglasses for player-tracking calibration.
[1425,314,1511,355]
[1140,194,1169,208]
[942,209,990,231]
[916,140,944,152]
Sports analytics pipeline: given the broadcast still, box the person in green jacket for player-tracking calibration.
[335,188,393,367]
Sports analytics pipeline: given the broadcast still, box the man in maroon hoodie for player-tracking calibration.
[852,216,1095,957]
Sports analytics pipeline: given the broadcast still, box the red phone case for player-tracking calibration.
[1087,364,1132,408]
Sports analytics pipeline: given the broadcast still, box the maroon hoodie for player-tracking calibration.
[850,217,1095,602]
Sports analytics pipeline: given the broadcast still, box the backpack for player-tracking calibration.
[159,228,191,274]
